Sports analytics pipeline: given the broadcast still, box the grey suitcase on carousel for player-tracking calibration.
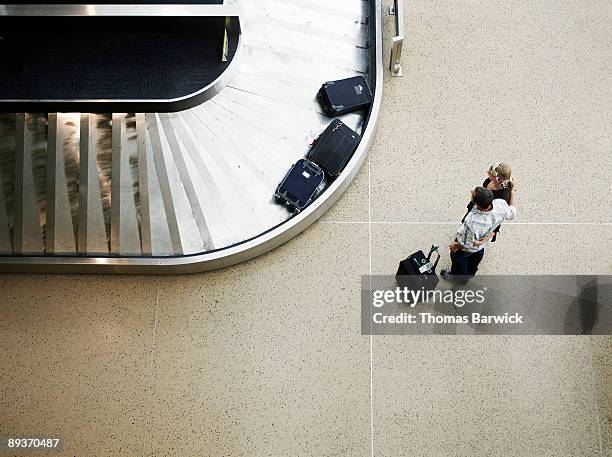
[317,76,373,116]
[275,159,325,213]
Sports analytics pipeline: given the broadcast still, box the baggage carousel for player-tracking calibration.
[0,0,383,273]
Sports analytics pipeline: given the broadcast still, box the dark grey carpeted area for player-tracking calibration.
[0,16,231,104]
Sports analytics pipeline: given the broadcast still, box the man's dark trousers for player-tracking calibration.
[450,249,485,276]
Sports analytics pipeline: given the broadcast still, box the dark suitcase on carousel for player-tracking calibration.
[275,159,325,213]
[317,76,373,116]
[396,245,441,290]
[308,119,360,177]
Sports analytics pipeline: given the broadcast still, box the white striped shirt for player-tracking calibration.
[456,199,516,253]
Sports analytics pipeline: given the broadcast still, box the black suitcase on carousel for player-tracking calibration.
[396,245,441,290]
[275,159,325,213]
[318,76,373,116]
[308,119,360,177]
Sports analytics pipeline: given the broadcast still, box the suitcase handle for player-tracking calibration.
[427,245,441,271]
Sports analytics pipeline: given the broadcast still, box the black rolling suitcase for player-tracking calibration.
[308,119,360,177]
[396,245,441,290]
[318,76,373,116]
[275,159,325,213]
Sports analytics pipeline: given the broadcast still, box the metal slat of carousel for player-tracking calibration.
[0,0,383,273]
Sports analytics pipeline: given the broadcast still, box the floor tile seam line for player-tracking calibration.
[142,278,161,457]
[587,340,605,456]
[368,155,374,457]
[320,221,612,226]
[506,222,612,226]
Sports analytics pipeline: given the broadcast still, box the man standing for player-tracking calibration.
[441,186,516,279]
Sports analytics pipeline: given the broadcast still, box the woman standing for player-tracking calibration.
[463,162,515,243]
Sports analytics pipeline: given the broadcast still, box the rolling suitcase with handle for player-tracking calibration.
[275,159,325,213]
[396,245,441,290]
[317,76,373,116]
[308,119,360,177]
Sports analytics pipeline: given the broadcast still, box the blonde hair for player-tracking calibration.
[495,162,514,191]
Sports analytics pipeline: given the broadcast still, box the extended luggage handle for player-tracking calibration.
[427,244,440,271]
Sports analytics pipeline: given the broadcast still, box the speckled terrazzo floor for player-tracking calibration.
[1,0,611,455]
